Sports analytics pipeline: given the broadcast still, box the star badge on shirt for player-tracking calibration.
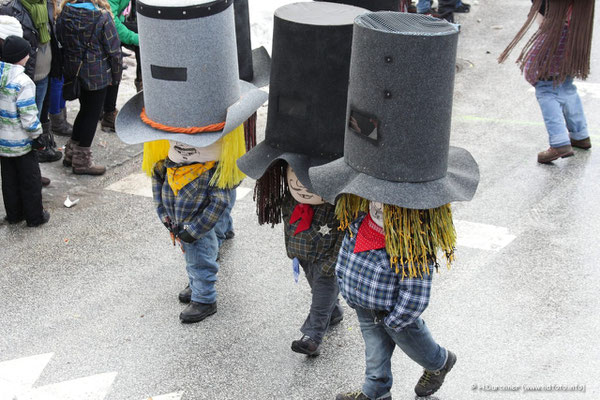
[318,224,332,236]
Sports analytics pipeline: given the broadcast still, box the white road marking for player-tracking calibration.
[236,187,252,200]
[0,353,53,400]
[144,392,184,400]
[15,372,117,400]
[106,172,153,198]
[455,220,516,251]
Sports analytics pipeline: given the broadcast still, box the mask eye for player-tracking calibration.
[349,110,379,143]
[151,65,187,82]
[278,96,307,118]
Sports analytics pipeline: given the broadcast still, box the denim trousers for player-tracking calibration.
[299,260,343,344]
[355,306,447,399]
[214,189,236,247]
[34,77,49,119]
[181,229,219,304]
[417,0,431,12]
[535,77,589,148]
[49,77,66,115]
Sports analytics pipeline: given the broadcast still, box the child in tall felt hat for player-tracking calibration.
[116,0,267,323]
[499,0,595,163]
[237,2,367,356]
[309,13,479,399]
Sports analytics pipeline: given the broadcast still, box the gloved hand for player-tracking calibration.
[31,137,45,150]
[162,218,172,232]
[177,229,196,244]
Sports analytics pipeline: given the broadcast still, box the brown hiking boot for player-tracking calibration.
[49,108,73,137]
[72,144,106,175]
[101,109,118,132]
[570,137,591,150]
[537,145,574,163]
[62,139,79,167]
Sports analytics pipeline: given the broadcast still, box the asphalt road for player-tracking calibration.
[1,1,599,399]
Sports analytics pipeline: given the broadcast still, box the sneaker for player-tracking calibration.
[335,390,391,400]
[537,145,575,163]
[179,301,217,323]
[26,210,50,227]
[414,350,457,397]
[291,335,320,356]
[570,137,591,149]
[178,284,192,304]
[454,3,470,13]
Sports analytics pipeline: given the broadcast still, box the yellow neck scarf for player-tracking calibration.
[167,162,216,196]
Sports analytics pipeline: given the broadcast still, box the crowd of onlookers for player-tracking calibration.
[0,0,139,227]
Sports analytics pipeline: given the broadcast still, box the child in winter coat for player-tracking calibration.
[0,35,49,227]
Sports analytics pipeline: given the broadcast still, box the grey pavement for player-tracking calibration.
[1,1,600,399]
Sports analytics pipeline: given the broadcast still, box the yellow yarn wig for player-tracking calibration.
[141,124,247,189]
[336,194,457,278]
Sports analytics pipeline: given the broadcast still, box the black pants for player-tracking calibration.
[73,87,108,147]
[1,151,43,224]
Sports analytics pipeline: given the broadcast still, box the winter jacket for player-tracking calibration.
[56,1,121,91]
[0,0,60,81]
[0,62,42,157]
[108,0,138,46]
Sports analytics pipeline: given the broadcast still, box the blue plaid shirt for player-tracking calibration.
[336,215,434,332]
[151,159,231,239]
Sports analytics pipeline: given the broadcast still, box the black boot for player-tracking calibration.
[178,285,191,304]
[179,301,217,323]
[36,122,63,163]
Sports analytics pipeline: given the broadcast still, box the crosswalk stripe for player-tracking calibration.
[0,353,54,400]
[454,220,516,251]
[144,392,184,400]
[14,372,117,400]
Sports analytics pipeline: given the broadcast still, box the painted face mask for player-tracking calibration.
[286,164,325,205]
[168,139,223,164]
[369,201,384,227]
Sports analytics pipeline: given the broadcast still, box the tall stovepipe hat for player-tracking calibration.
[116,0,267,149]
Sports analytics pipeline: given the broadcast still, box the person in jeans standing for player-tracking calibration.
[499,0,594,163]
[0,0,63,163]
[56,0,121,175]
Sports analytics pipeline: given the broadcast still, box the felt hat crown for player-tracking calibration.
[116,0,267,148]
[309,12,480,209]
[233,0,270,87]
[237,1,367,192]
[314,0,401,12]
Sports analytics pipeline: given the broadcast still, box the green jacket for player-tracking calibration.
[108,0,138,46]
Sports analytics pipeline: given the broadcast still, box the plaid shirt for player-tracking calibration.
[523,24,568,85]
[152,159,231,240]
[336,215,434,332]
[281,194,344,276]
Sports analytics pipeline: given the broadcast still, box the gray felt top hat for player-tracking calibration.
[309,12,480,209]
[314,0,401,12]
[233,0,270,87]
[237,1,367,192]
[116,0,268,148]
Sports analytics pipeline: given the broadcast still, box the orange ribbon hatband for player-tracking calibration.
[140,108,225,134]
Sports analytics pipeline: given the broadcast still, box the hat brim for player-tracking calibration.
[115,80,267,148]
[250,46,271,88]
[308,146,480,209]
[237,141,331,193]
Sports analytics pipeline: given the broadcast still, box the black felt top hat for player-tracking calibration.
[237,1,367,192]
[314,0,400,12]
[233,0,270,87]
[309,12,480,209]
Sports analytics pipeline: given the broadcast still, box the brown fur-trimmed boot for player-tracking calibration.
[49,108,73,137]
[72,144,106,175]
[62,139,79,167]
[100,109,118,132]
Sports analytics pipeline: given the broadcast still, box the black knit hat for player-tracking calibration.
[2,35,30,64]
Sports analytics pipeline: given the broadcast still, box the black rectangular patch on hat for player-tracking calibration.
[278,96,307,119]
[349,110,378,143]
[150,65,187,82]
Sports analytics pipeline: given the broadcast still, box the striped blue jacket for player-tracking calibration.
[0,62,41,157]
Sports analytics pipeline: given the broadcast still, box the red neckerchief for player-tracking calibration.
[290,203,314,235]
[354,214,386,253]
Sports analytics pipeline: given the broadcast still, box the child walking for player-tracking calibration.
[0,35,49,227]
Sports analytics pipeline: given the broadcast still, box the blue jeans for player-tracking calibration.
[181,229,219,304]
[417,0,431,13]
[49,77,66,115]
[34,76,49,119]
[535,77,589,148]
[214,189,236,247]
[355,307,447,399]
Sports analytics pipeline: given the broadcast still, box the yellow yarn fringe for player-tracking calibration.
[140,125,247,189]
[336,194,456,278]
